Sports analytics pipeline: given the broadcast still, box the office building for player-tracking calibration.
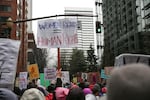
[61,7,95,68]
[102,0,150,66]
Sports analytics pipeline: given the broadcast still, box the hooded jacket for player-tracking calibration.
[0,88,18,100]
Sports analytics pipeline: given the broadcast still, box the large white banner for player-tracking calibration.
[37,18,78,48]
[0,38,20,90]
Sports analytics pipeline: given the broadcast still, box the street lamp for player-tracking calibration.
[0,17,13,38]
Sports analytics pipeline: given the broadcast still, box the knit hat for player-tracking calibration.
[83,88,92,95]
[101,87,107,93]
[20,88,45,100]
[0,88,18,100]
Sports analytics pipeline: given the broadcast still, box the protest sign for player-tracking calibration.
[40,73,50,87]
[19,72,28,90]
[27,64,40,80]
[61,71,70,84]
[44,68,56,81]
[37,18,78,48]
[0,38,20,90]
[81,73,88,81]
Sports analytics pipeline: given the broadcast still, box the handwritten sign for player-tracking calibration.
[19,72,28,90]
[61,71,70,84]
[0,38,20,90]
[37,18,78,48]
[28,64,39,80]
[44,68,56,81]
[81,73,88,81]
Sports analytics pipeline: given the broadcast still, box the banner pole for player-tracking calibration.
[57,48,61,69]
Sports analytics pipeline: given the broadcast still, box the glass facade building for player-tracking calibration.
[102,0,150,66]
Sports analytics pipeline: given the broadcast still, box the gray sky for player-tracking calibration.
[32,0,95,34]
[32,0,95,67]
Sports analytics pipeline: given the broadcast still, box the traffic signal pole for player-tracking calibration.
[11,14,98,70]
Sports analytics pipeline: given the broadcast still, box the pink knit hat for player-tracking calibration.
[83,88,92,95]
[102,87,107,93]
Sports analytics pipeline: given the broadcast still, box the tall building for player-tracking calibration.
[102,0,150,66]
[60,7,95,68]
[0,0,32,73]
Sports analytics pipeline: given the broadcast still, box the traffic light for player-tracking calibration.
[96,21,101,33]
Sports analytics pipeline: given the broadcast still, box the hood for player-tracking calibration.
[0,88,18,100]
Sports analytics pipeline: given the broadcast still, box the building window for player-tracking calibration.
[0,16,9,22]
[0,5,11,12]
[77,21,82,30]
[127,2,132,7]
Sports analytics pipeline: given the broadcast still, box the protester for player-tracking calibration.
[92,83,101,100]
[107,63,150,100]
[83,88,92,96]
[66,87,85,100]
[82,82,92,96]
[20,88,45,100]
[14,86,21,99]
[54,68,69,100]
[55,77,69,100]
[101,86,107,96]
[0,88,18,100]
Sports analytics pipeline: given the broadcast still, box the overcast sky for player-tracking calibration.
[32,0,95,33]
[32,0,95,67]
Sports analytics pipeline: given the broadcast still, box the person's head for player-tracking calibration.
[78,82,85,89]
[0,88,18,100]
[66,87,85,100]
[84,82,90,88]
[107,63,150,100]
[55,78,62,87]
[83,88,92,95]
[27,82,37,89]
[47,84,55,93]
[92,84,100,95]
[20,88,45,100]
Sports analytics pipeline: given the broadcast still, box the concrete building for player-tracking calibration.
[60,7,95,68]
[102,0,150,66]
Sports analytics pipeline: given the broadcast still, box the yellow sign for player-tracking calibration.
[28,64,39,80]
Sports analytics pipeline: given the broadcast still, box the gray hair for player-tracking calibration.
[107,63,150,100]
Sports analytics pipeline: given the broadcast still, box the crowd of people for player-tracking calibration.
[0,63,150,100]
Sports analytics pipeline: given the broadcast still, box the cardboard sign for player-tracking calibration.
[28,64,39,80]
[0,38,20,90]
